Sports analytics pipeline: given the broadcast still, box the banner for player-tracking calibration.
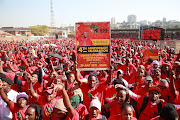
[76,22,110,70]
[142,30,161,40]
[143,49,159,61]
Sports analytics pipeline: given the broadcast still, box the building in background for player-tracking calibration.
[127,14,137,24]
[111,17,116,25]
[0,27,33,36]
[49,27,69,38]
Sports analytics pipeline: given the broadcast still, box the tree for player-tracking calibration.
[30,25,49,36]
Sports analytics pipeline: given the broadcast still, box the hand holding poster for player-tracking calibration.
[76,22,110,70]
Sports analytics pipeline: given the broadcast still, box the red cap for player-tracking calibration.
[149,86,161,93]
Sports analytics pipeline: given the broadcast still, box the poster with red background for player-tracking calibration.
[142,30,161,40]
[143,49,159,61]
[76,22,110,70]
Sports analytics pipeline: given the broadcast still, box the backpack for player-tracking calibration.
[85,114,106,120]
[137,96,162,119]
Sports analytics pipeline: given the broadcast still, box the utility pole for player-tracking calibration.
[50,0,55,37]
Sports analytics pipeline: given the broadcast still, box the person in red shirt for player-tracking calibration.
[169,71,180,104]
[117,85,167,120]
[69,95,88,120]
[75,65,114,110]
[28,78,58,120]
[148,60,159,76]
[128,66,146,91]
[0,79,29,120]
[77,32,93,46]
[14,62,43,104]
[118,58,137,81]
[108,103,137,120]
[134,59,140,70]
[161,64,170,79]
[104,78,127,103]
[151,104,179,120]
[85,97,107,120]
[141,58,153,72]
[151,69,161,85]
[134,76,153,97]
[25,104,44,120]
[53,84,79,120]
[102,88,130,117]
[158,79,172,103]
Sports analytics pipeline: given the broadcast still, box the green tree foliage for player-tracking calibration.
[30,25,49,36]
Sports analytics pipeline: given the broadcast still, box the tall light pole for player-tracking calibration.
[50,0,55,37]
[50,0,55,28]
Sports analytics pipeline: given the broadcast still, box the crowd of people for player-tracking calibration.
[0,38,180,120]
[111,32,180,40]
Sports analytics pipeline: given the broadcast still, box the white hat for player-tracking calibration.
[16,92,29,102]
[117,69,123,74]
[159,79,169,88]
[153,60,159,65]
[89,97,101,111]
[122,46,125,50]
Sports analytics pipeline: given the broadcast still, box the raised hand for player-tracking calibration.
[109,65,114,74]
[53,84,64,92]
[37,61,43,69]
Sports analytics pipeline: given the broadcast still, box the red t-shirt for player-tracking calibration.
[8,102,29,120]
[129,76,145,87]
[160,88,172,102]
[174,80,180,91]
[37,95,58,120]
[134,96,166,120]
[104,85,117,102]
[4,72,19,91]
[76,103,89,120]
[134,87,149,97]
[108,114,137,120]
[87,114,107,120]
[80,82,108,110]
[117,64,137,81]
[65,110,79,120]
[77,37,93,46]
[21,81,43,104]
[4,72,15,82]
[109,100,122,116]
[173,91,180,104]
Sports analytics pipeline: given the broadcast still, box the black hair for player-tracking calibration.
[113,78,125,86]
[118,89,130,104]
[3,67,11,72]
[27,104,44,120]
[19,66,26,71]
[23,72,29,80]
[45,58,50,64]
[120,103,132,112]
[148,58,153,63]
[32,72,39,76]
[161,65,170,77]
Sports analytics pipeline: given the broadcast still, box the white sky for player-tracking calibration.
[0,0,179,27]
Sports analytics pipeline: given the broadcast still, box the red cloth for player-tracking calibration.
[108,114,137,120]
[80,82,108,110]
[87,114,107,120]
[37,96,58,120]
[134,96,166,120]
[76,103,89,119]
[8,102,29,120]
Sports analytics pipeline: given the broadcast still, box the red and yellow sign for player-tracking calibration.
[143,49,159,61]
[76,22,110,70]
